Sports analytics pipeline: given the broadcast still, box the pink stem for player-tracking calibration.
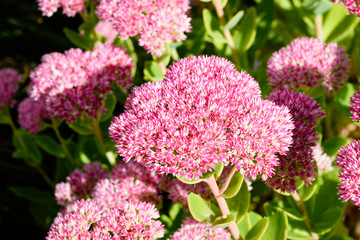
[219,165,237,196]
[205,175,241,240]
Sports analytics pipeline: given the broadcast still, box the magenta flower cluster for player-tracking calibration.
[109,55,294,181]
[349,89,360,123]
[46,198,164,239]
[266,89,325,192]
[96,0,191,57]
[29,44,133,123]
[267,37,349,94]
[170,217,231,240]
[333,0,360,17]
[336,140,360,207]
[37,0,86,17]
[17,97,49,134]
[0,68,22,110]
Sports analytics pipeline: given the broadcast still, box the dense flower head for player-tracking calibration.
[336,140,360,207]
[37,0,86,17]
[92,160,165,208]
[349,88,360,123]
[266,89,325,192]
[29,44,133,122]
[0,67,22,110]
[333,0,360,17]
[267,37,349,94]
[46,199,164,239]
[55,161,108,206]
[17,97,48,134]
[110,55,294,181]
[313,144,333,174]
[170,217,232,240]
[96,0,191,57]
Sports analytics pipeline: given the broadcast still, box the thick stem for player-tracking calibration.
[205,175,241,240]
[219,165,237,195]
[212,0,241,68]
[291,191,319,240]
[314,15,323,41]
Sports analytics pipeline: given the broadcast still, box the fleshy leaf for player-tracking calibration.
[212,214,236,228]
[35,134,65,158]
[245,217,269,240]
[222,171,244,198]
[188,193,220,222]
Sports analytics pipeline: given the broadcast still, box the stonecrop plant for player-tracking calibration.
[3,0,360,239]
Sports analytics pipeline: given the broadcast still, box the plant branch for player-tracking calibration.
[219,165,237,195]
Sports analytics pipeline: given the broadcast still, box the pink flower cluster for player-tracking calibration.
[37,0,86,17]
[170,217,231,240]
[109,55,294,181]
[0,68,22,110]
[313,144,333,174]
[336,140,360,207]
[96,0,191,57]
[266,89,325,192]
[17,97,49,134]
[267,37,349,94]
[333,0,360,17]
[46,198,164,239]
[29,44,133,123]
[350,88,360,123]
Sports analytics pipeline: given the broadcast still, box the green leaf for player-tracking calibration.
[302,0,332,16]
[335,82,356,108]
[298,178,318,202]
[8,186,54,203]
[100,93,117,122]
[143,60,164,82]
[322,136,348,157]
[12,129,42,166]
[245,217,269,240]
[227,180,250,224]
[223,10,244,31]
[169,203,183,220]
[67,116,94,135]
[222,171,244,198]
[262,210,288,240]
[188,193,221,222]
[212,214,236,228]
[35,134,65,158]
[238,211,263,238]
[0,109,10,124]
[63,28,94,50]
[323,3,359,43]
[311,207,343,234]
[237,7,257,53]
[213,162,224,180]
[202,8,226,43]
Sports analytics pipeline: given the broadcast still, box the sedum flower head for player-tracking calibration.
[313,144,333,174]
[349,88,360,123]
[17,97,48,134]
[96,0,191,57]
[47,199,164,240]
[267,37,349,94]
[109,55,294,181]
[0,67,22,110]
[92,160,165,208]
[37,0,85,17]
[55,161,108,206]
[170,217,232,240]
[333,0,360,17]
[266,89,325,192]
[29,44,133,122]
[336,140,360,207]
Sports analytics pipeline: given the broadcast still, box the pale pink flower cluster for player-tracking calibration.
[109,55,294,181]
[266,89,325,192]
[336,140,360,207]
[313,144,334,174]
[349,88,360,122]
[46,199,164,239]
[29,44,133,122]
[55,162,108,206]
[267,37,349,94]
[95,20,118,44]
[17,97,49,134]
[96,0,191,57]
[170,217,232,240]
[0,68,22,110]
[37,0,86,17]
[92,161,165,208]
[333,0,360,17]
